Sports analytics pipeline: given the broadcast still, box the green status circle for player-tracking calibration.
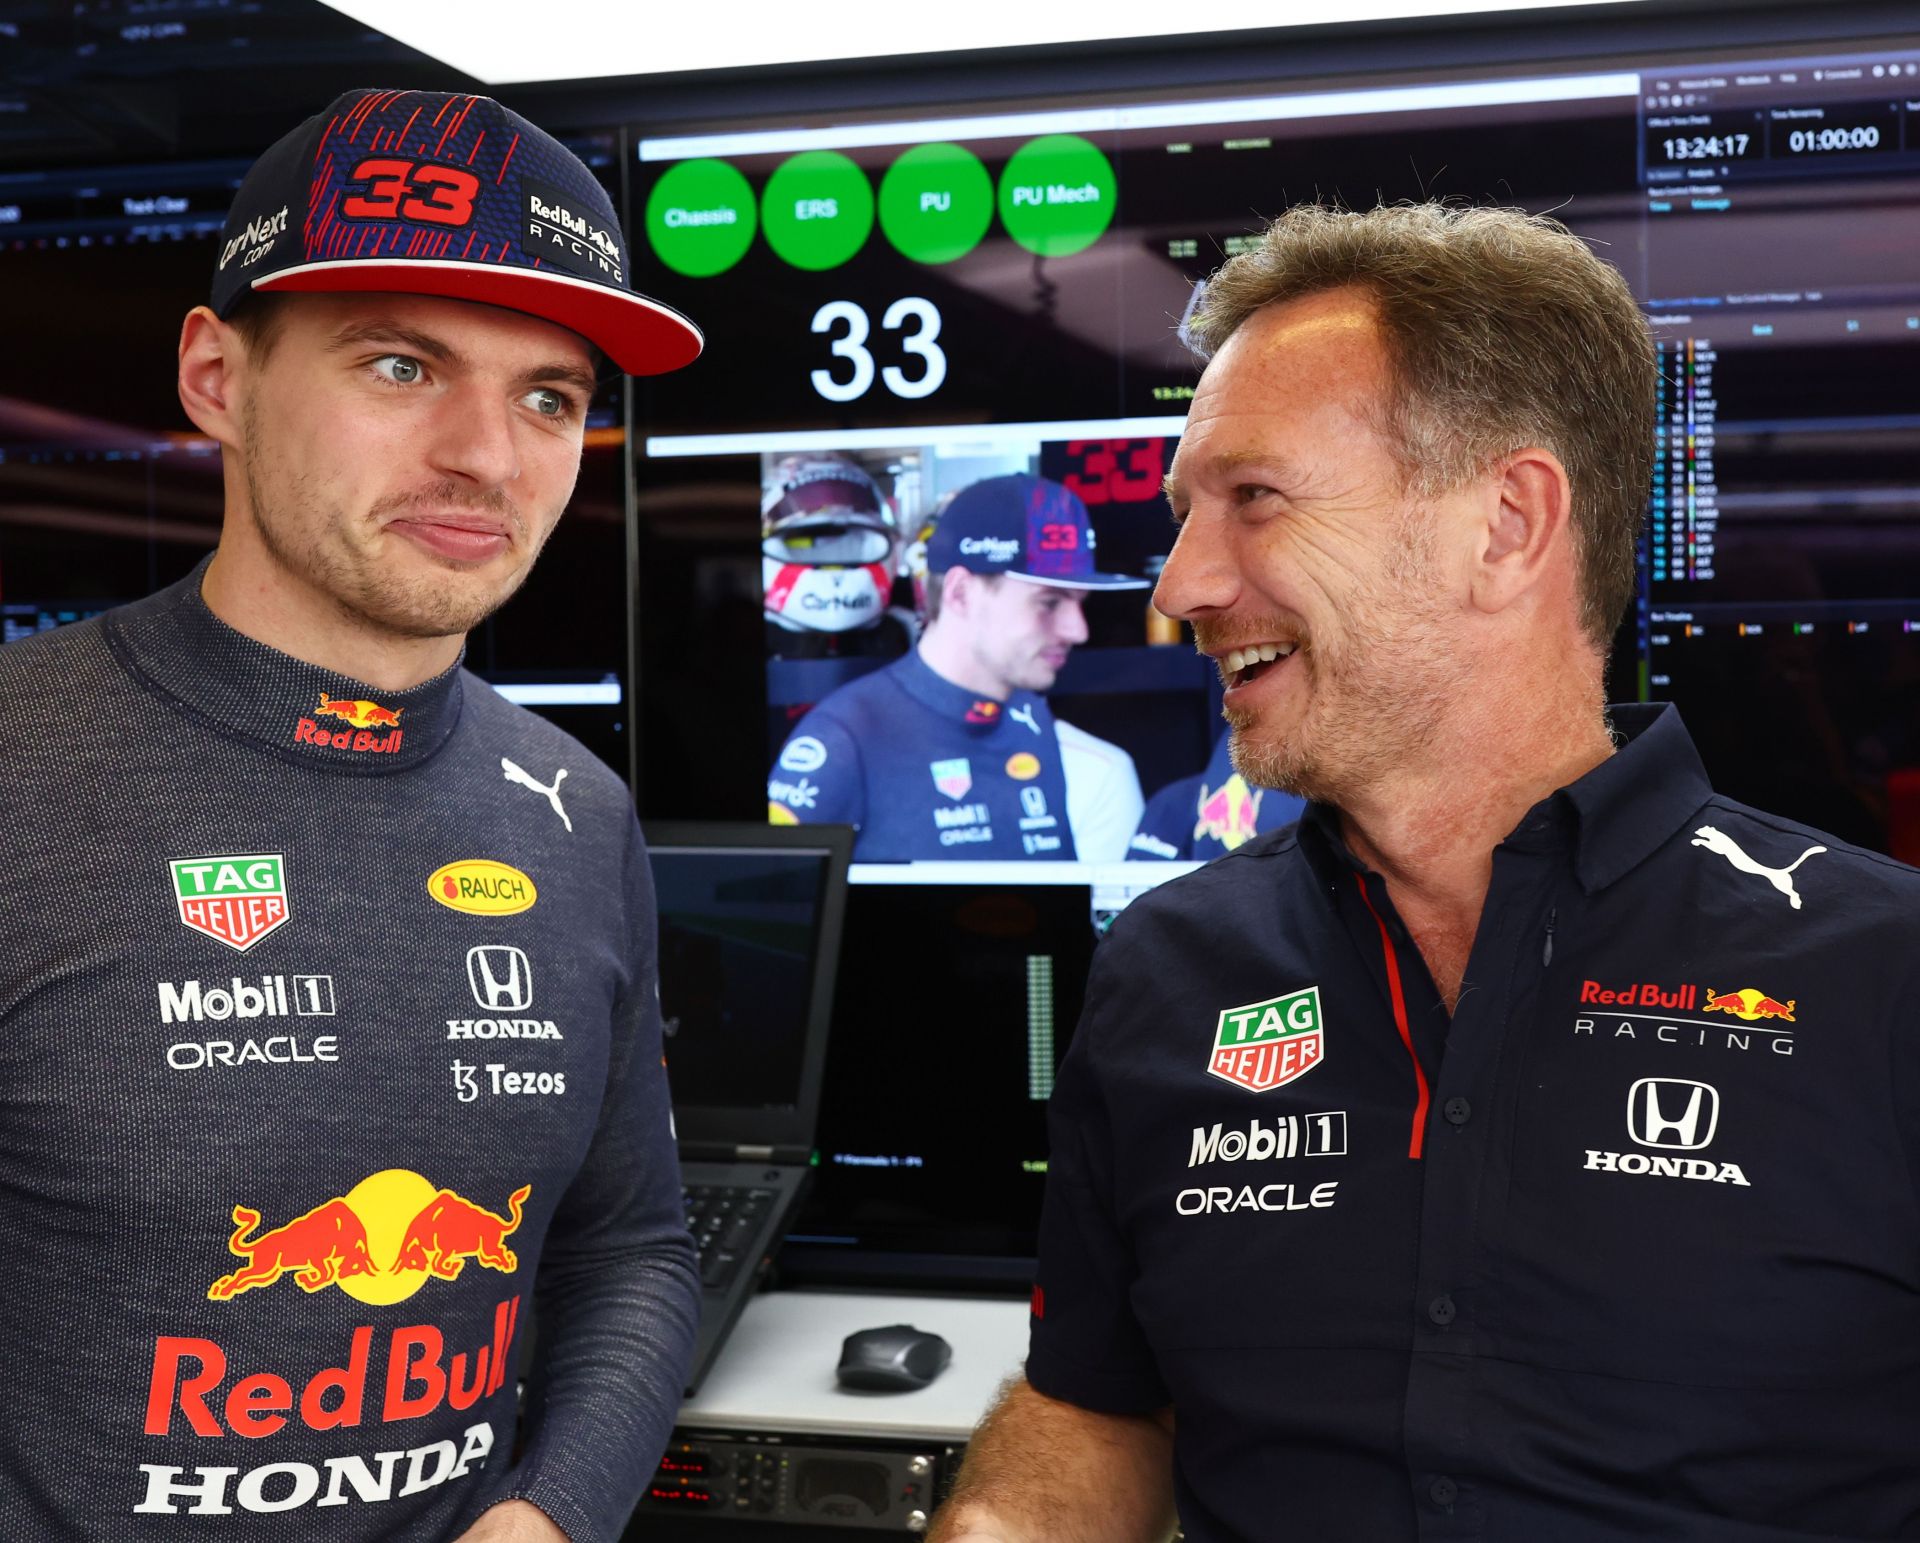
[645,159,757,278]
[877,143,994,265]
[761,151,875,271]
[997,134,1117,258]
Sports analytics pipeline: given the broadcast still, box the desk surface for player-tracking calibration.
[678,1290,1031,1442]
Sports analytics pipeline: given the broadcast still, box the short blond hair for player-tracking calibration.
[1190,202,1655,648]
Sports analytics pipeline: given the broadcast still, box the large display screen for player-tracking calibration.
[630,40,1920,873]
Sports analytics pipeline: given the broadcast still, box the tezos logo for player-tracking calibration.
[1584,1078,1749,1186]
[170,854,290,952]
[428,860,537,916]
[1207,986,1324,1093]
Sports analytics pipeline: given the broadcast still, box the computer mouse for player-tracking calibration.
[836,1324,953,1392]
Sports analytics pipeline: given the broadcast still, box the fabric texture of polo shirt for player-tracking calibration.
[768,651,1079,862]
[1028,704,1920,1542]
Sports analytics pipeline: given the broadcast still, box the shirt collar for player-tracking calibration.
[1296,703,1712,895]
[1560,702,1714,892]
[103,556,465,775]
[894,648,1040,728]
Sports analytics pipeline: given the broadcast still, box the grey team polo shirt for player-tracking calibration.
[0,562,696,1542]
[1029,703,1920,1542]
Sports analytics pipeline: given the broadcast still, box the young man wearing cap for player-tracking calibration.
[768,473,1148,863]
[0,90,701,1542]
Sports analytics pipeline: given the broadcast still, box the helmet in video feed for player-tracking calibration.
[761,454,898,634]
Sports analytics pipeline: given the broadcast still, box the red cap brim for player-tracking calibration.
[255,258,702,376]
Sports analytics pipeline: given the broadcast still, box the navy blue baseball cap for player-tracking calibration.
[924,473,1148,589]
[210,88,701,376]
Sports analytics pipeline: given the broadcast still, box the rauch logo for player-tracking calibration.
[426,860,537,916]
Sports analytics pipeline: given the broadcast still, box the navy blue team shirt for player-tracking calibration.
[1029,704,1920,1542]
[770,650,1076,862]
[1130,729,1307,862]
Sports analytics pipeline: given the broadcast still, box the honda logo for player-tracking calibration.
[466,945,532,1011]
[1627,1078,1719,1151]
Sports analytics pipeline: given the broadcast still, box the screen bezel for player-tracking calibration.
[644,819,854,1152]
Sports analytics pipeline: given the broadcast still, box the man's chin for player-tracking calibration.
[1226,722,1321,801]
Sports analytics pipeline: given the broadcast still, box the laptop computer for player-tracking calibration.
[645,820,852,1395]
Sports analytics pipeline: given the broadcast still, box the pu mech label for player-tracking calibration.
[169,855,290,953]
[1208,986,1325,1093]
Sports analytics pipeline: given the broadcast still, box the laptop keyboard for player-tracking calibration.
[684,1184,777,1291]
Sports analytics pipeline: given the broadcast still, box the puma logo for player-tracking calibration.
[502,758,572,834]
[1691,825,1825,910]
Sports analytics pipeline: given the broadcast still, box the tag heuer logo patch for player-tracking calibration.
[1208,987,1324,1093]
[169,854,289,952]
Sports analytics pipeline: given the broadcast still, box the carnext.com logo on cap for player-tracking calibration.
[219,205,289,271]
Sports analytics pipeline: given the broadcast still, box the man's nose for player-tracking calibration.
[426,381,521,490]
[1153,514,1238,621]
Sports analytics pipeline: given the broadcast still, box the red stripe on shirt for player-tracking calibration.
[495,132,520,183]
[1353,873,1430,1159]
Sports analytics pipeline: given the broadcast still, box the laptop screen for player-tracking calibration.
[649,831,847,1140]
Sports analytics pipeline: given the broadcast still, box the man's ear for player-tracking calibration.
[177,306,248,449]
[1467,447,1572,619]
[939,566,973,618]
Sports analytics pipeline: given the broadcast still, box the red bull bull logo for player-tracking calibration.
[1194,774,1264,852]
[296,692,404,753]
[209,1170,528,1305]
[315,692,405,730]
[1703,987,1797,1023]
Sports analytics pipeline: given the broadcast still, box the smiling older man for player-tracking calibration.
[931,202,1920,1543]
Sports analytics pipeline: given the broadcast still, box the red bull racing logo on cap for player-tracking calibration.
[1703,987,1797,1023]
[170,854,290,952]
[1195,774,1265,851]
[209,1170,529,1305]
[295,692,405,753]
[1209,986,1325,1093]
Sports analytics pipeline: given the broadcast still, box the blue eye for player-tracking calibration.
[374,355,422,384]
[527,388,567,418]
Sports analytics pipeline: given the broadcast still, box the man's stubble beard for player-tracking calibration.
[1226,506,1468,805]
[239,401,546,643]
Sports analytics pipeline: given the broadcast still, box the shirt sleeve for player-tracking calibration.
[769,710,866,829]
[1057,719,1147,864]
[1130,775,1202,861]
[1025,947,1170,1414]
[495,813,700,1542]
